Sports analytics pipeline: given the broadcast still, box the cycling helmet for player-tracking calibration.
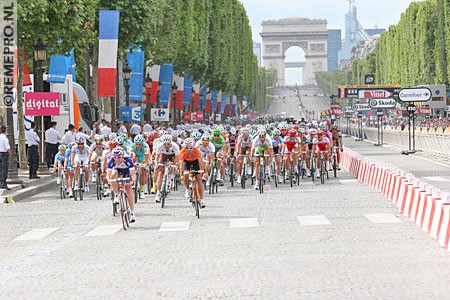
[184,137,194,147]
[94,134,103,143]
[119,132,128,140]
[109,133,117,140]
[161,135,172,144]
[103,134,110,141]
[171,130,179,138]
[249,129,256,136]
[309,129,317,135]
[265,124,271,131]
[229,127,237,135]
[134,134,145,143]
[293,125,299,131]
[58,144,67,150]
[298,127,306,134]
[160,130,167,136]
[317,130,324,137]
[112,147,124,156]
[212,128,221,136]
[201,133,210,141]
[241,128,249,134]
[192,130,202,140]
[152,130,160,138]
[258,130,266,137]
[289,129,297,136]
[331,124,338,129]
[75,136,86,144]
[272,129,281,136]
[321,124,328,131]
[108,139,118,149]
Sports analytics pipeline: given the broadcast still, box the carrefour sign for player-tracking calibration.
[369,98,397,108]
[398,88,432,102]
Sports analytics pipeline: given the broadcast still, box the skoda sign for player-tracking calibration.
[351,103,371,111]
[369,98,397,109]
[398,88,432,102]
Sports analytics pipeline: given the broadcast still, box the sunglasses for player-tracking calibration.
[77,143,84,145]
[214,134,220,137]
[135,142,142,146]
[185,146,193,150]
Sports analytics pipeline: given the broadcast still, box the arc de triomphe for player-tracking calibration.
[260,18,328,86]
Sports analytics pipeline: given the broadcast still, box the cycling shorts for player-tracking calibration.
[184,159,200,171]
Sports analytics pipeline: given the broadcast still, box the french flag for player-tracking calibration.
[231,95,237,116]
[205,91,212,113]
[173,74,184,110]
[147,64,160,105]
[224,95,231,115]
[192,83,200,110]
[216,91,222,113]
[97,10,120,97]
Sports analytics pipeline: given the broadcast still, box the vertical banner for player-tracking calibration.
[126,48,145,101]
[183,74,193,107]
[216,91,222,113]
[205,92,212,113]
[174,74,184,110]
[232,95,238,116]
[159,63,173,106]
[211,91,217,112]
[192,83,200,110]
[221,94,227,114]
[147,64,160,105]
[242,96,248,113]
[1,0,17,109]
[47,50,76,83]
[201,84,207,110]
[98,10,120,97]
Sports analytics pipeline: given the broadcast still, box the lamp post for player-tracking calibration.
[145,73,152,122]
[123,62,132,106]
[32,38,49,174]
[171,82,178,127]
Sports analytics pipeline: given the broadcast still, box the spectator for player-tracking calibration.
[45,121,61,169]
[77,126,93,140]
[0,125,11,189]
[130,122,142,139]
[115,121,127,134]
[61,124,77,145]
[26,121,40,179]
[143,121,152,133]
[100,121,112,135]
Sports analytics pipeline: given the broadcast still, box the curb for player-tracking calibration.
[341,148,450,251]
[1,177,56,203]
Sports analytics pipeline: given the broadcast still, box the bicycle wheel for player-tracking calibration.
[241,164,246,189]
[78,175,84,201]
[273,163,278,188]
[251,161,255,185]
[320,160,326,184]
[311,160,315,182]
[259,167,264,193]
[161,174,168,208]
[230,163,234,187]
[192,182,200,219]
[96,173,102,200]
[209,166,215,194]
[119,192,128,230]
[281,159,286,184]
[73,179,78,201]
[60,176,65,199]
[289,161,294,187]
[134,172,140,203]
[111,191,117,216]
[147,170,153,193]
[333,156,337,178]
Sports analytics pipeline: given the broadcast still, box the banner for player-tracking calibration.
[126,48,145,101]
[183,74,193,107]
[206,92,212,113]
[147,64,160,105]
[192,83,200,109]
[98,10,120,97]
[196,111,204,121]
[47,50,76,83]
[221,94,227,114]
[120,106,142,122]
[159,63,173,105]
[151,108,170,121]
[174,74,184,110]
[212,91,217,112]
[25,92,60,116]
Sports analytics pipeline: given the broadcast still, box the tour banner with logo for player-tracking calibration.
[47,49,76,83]
[159,63,174,106]
[126,48,145,101]
[98,10,120,97]
[25,92,60,116]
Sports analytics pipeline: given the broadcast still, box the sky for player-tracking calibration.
[240,0,420,85]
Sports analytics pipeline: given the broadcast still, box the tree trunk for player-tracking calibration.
[16,49,28,169]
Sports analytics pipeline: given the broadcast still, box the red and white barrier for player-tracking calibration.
[342,148,450,250]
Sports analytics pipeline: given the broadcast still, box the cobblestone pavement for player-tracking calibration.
[1,92,450,299]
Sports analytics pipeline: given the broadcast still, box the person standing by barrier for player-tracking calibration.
[0,126,11,190]
[45,121,61,169]
[26,122,41,179]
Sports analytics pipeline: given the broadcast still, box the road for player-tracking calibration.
[1,90,450,299]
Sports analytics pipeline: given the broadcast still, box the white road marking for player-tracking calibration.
[229,218,260,228]
[85,225,122,236]
[13,228,59,241]
[159,221,190,232]
[364,213,402,224]
[339,179,359,184]
[423,176,450,182]
[297,215,331,226]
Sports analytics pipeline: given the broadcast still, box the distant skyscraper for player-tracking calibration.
[253,42,262,67]
[327,30,341,72]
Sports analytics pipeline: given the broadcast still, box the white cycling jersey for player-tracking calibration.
[71,144,89,165]
[155,142,180,155]
[195,140,215,158]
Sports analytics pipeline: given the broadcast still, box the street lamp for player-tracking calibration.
[145,73,152,121]
[171,82,178,126]
[32,38,49,175]
[123,62,132,106]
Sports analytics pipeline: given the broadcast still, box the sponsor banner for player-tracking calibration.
[25,92,60,116]
[338,85,401,99]
[120,106,142,122]
[358,89,393,99]
[416,107,433,114]
[150,108,169,122]
[399,88,432,102]
[352,103,371,111]
[369,98,396,108]
[196,111,204,121]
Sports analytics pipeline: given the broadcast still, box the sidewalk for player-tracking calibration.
[0,169,55,203]
[343,136,450,196]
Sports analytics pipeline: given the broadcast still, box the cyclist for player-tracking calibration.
[304,128,316,177]
[281,129,301,180]
[107,147,137,222]
[226,128,238,177]
[64,142,76,197]
[70,136,90,192]
[235,128,253,184]
[179,137,206,208]
[53,144,67,185]
[154,134,180,203]
[271,129,283,183]
[88,134,105,183]
[130,134,150,198]
[250,130,274,190]
[331,124,343,170]
[195,133,215,182]
[312,130,331,178]
[209,128,227,185]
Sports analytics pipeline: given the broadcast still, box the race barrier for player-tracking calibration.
[341,148,450,250]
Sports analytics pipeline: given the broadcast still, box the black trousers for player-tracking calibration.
[45,143,59,169]
[28,145,39,177]
[0,152,9,184]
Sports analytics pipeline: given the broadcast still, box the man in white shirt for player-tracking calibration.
[61,124,77,145]
[143,121,152,133]
[130,122,142,139]
[45,121,61,168]
[100,121,112,135]
[0,126,11,189]
[26,121,41,179]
